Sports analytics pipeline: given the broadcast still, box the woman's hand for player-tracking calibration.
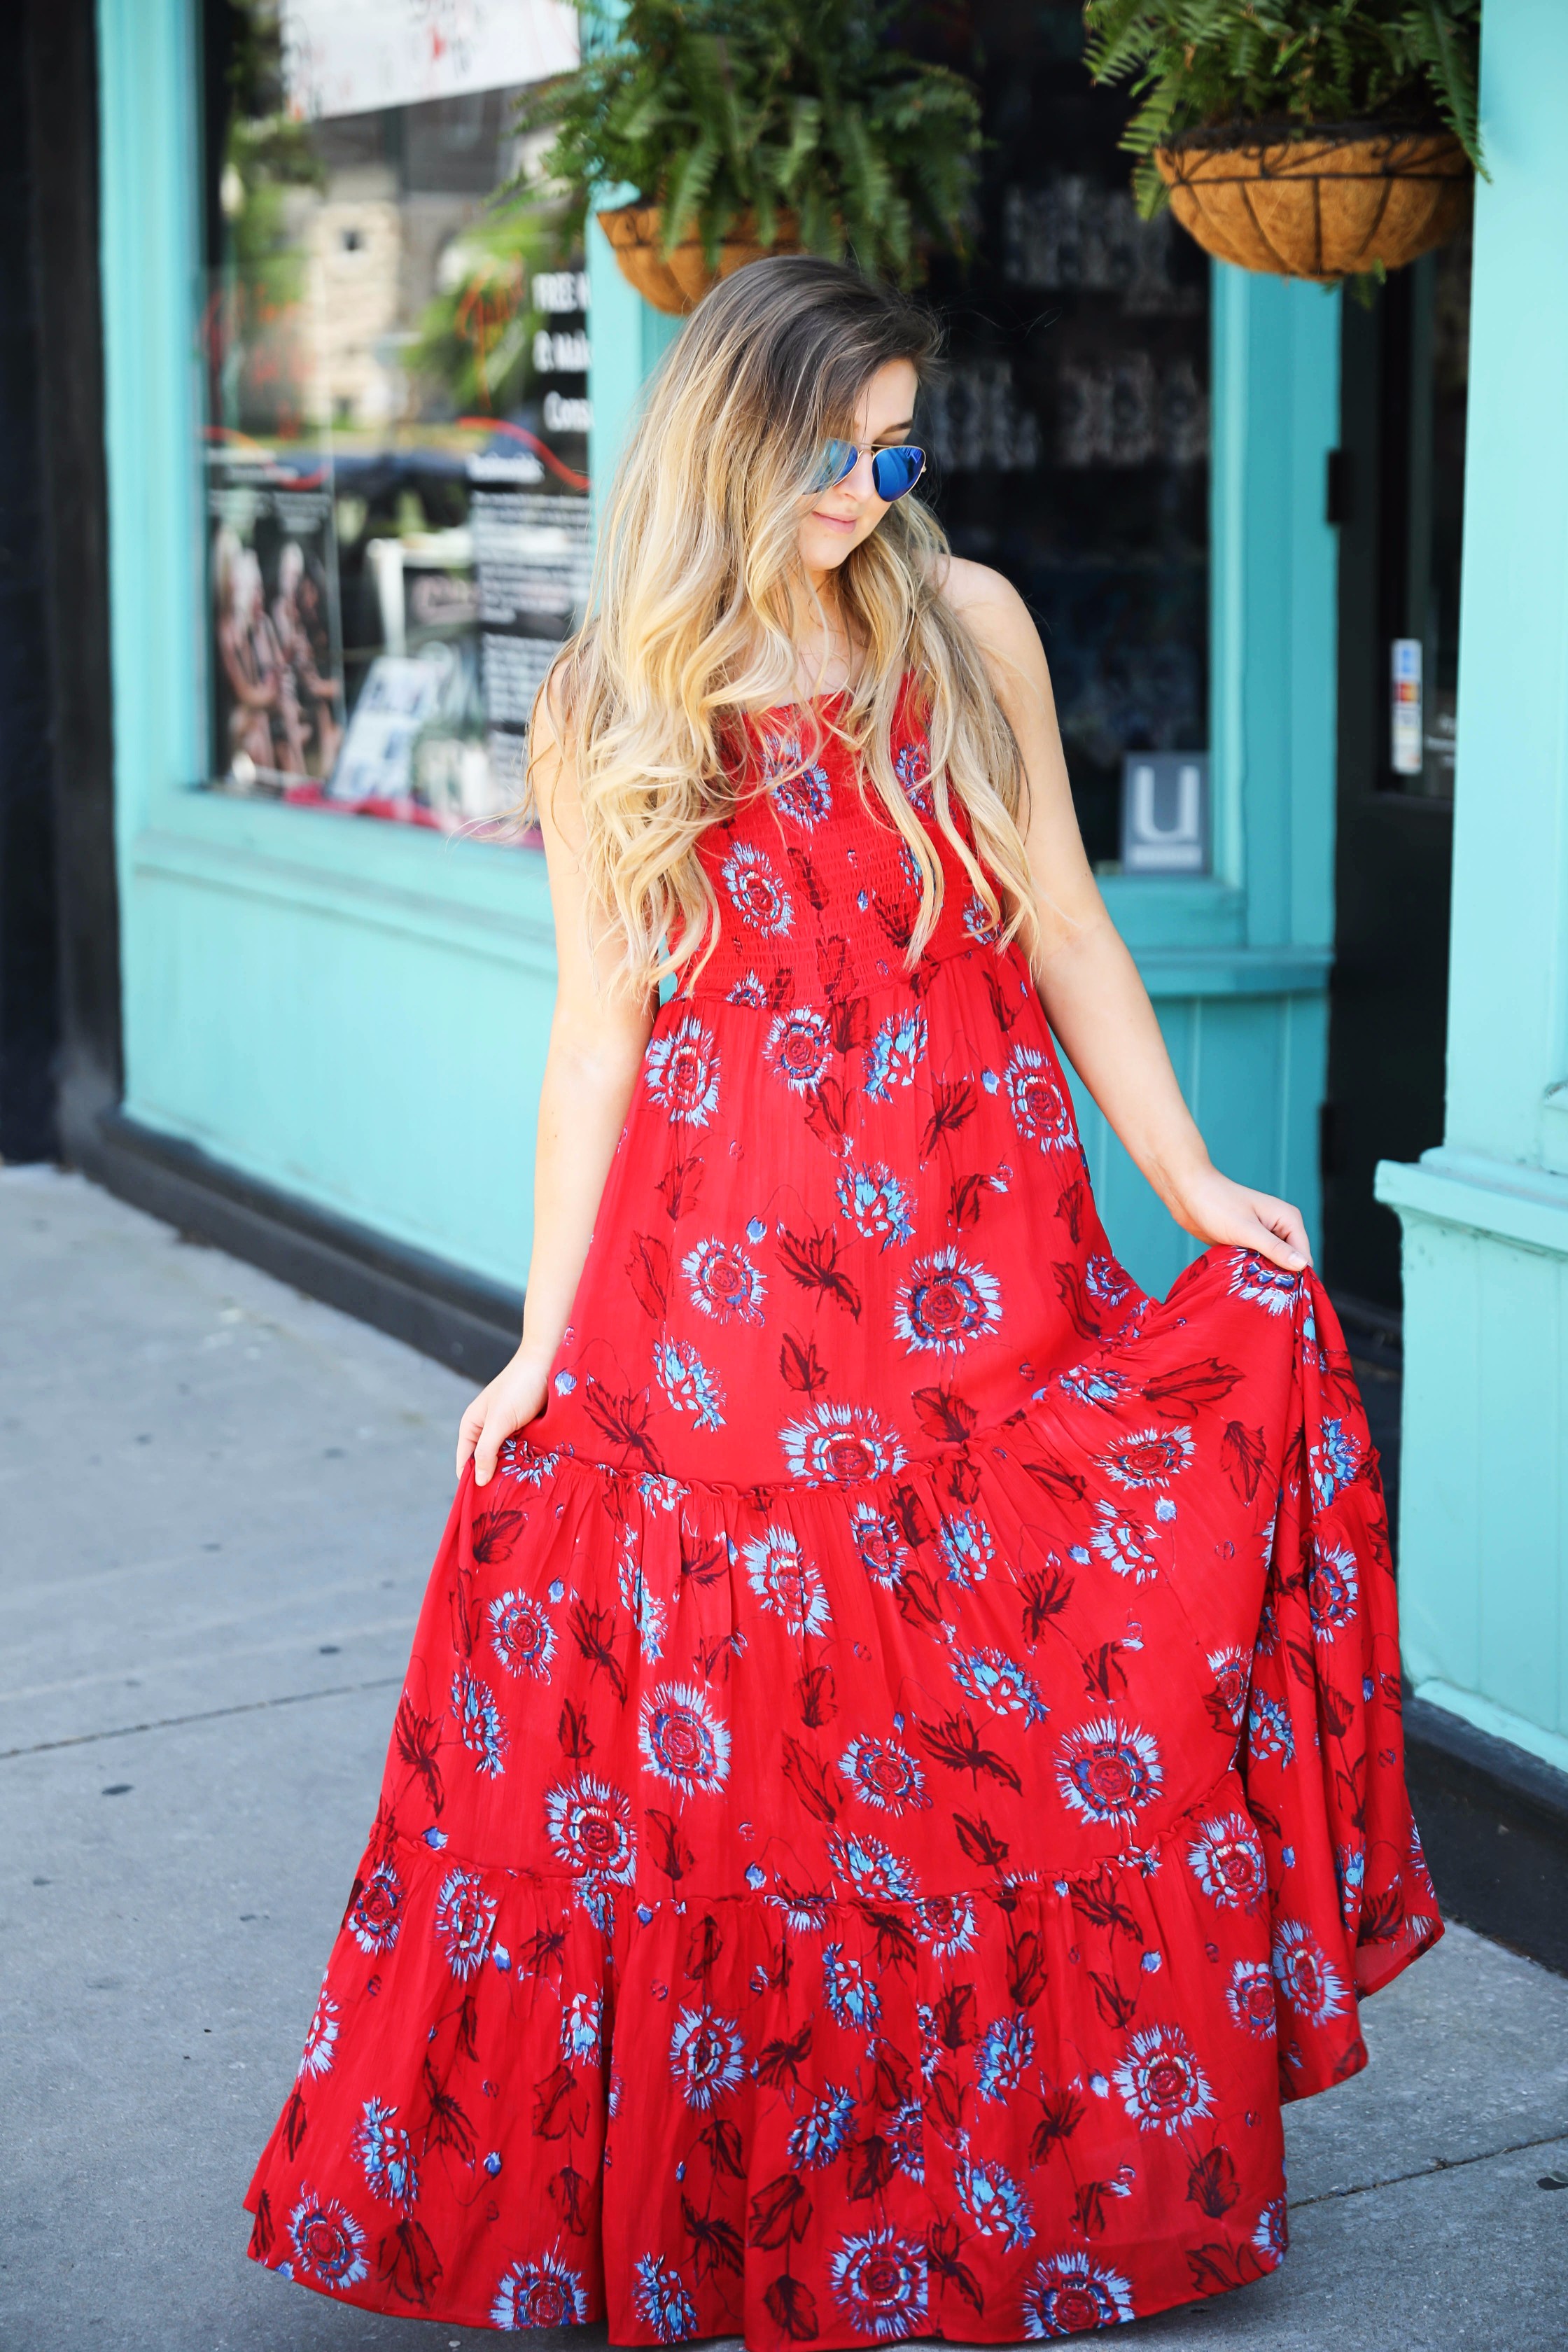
[1167,1160,1312,1275]
[456,1349,552,1487]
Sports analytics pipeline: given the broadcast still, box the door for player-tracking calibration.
[1322,232,1471,1311]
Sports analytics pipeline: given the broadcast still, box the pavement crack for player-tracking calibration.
[0,1675,404,1760]
[1291,2124,1568,2208]
[0,1610,419,1704]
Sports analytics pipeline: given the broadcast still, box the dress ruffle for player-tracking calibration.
[244,1264,1438,2343]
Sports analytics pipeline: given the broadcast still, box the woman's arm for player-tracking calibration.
[941,558,1311,1276]
[457,680,657,1485]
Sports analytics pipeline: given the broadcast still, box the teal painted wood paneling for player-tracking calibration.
[1280,989,1329,1250]
[1444,0,1568,1160]
[97,0,204,855]
[1474,1238,1562,1733]
[1068,1001,1197,1302]
[1380,0,1568,1769]
[641,302,685,380]
[1210,266,1340,948]
[1395,1211,1484,1676]
[587,211,685,500]
[1067,990,1324,1301]
[587,202,648,505]
[1385,1190,1568,1765]
[1196,999,1287,1193]
[130,858,550,1289]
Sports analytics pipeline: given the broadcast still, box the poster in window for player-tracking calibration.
[204,4,591,844]
[210,455,346,792]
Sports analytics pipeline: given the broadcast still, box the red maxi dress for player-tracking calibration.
[246,684,1441,2344]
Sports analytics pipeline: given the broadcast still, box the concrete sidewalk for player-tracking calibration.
[1,1170,1564,2351]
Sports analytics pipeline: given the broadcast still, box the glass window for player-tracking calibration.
[200,0,584,841]
[912,4,1211,870]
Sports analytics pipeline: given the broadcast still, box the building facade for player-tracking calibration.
[4,0,1562,1954]
[87,0,1338,1354]
[1376,0,1568,1956]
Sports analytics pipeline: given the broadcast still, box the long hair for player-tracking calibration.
[524,255,1042,1000]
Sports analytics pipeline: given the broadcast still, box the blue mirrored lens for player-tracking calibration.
[807,438,858,495]
[871,445,925,502]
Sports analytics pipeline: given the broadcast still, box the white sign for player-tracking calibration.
[1121,752,1210,876]
[1390,636,1424,776]
[281,0,578,122]
[328,654,447,804]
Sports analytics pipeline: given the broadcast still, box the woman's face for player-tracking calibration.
[796,357,920,582]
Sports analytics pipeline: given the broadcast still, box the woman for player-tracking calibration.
[272,539,343,780]
[245,260,1440,2344]
[214,529,283,779]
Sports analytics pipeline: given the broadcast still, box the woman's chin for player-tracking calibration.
[799,528,858,573]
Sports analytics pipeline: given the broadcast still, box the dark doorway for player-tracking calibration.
[1323,234,1470,1312]
[0,4,60,1161]
[0,4,119,1169]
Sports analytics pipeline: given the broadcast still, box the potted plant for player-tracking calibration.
[1082,0,1484,284]
[519,0,982,312]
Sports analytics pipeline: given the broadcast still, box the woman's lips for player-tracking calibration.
[810,509,858,531]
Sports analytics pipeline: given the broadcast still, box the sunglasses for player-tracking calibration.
[808,438,927,503]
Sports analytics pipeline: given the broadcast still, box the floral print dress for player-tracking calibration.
[245,682,1441,2344]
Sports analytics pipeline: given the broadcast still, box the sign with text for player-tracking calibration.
[1120,752,1210,876]
[281,0,576,122]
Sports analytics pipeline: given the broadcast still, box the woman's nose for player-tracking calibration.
[845,448,879,500]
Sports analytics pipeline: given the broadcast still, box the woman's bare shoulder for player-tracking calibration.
[932,554,1047,676]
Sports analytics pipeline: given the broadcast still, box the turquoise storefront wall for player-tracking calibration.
[98,0,1338,1317]
[1378,0,1568,1779]
[99,0,558,1299]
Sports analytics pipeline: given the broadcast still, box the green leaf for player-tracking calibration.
[778,94,822,192]
[660,132,721,253]
[1131,157,1171,219]
[1403,0,1486,173]
[512,0,980,284]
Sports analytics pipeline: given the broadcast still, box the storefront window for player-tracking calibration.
[200,0,582,839]
[913,4,1211,870]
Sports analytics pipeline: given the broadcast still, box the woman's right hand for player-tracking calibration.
[456,1348,552,1486]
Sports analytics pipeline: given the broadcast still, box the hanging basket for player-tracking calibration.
[595,202,803,316]
[1153,126,1470,285]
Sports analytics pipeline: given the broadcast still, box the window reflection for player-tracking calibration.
[912,4,1211,871]
[201,0,584,839]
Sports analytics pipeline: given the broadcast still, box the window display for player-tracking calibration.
[201,0,583,839]
[912,3,1211,869]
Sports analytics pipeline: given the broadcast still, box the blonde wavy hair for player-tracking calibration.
[523,255,1042,1001]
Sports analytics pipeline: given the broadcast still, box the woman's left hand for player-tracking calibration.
[1167,1161,1312,1275]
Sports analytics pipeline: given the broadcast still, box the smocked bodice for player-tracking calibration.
[669,687,1002,1008]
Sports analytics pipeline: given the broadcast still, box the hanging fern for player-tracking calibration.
[1082,0,1485,218]
[517,0,981,284]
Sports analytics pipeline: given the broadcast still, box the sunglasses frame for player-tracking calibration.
[811,438,927,503]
